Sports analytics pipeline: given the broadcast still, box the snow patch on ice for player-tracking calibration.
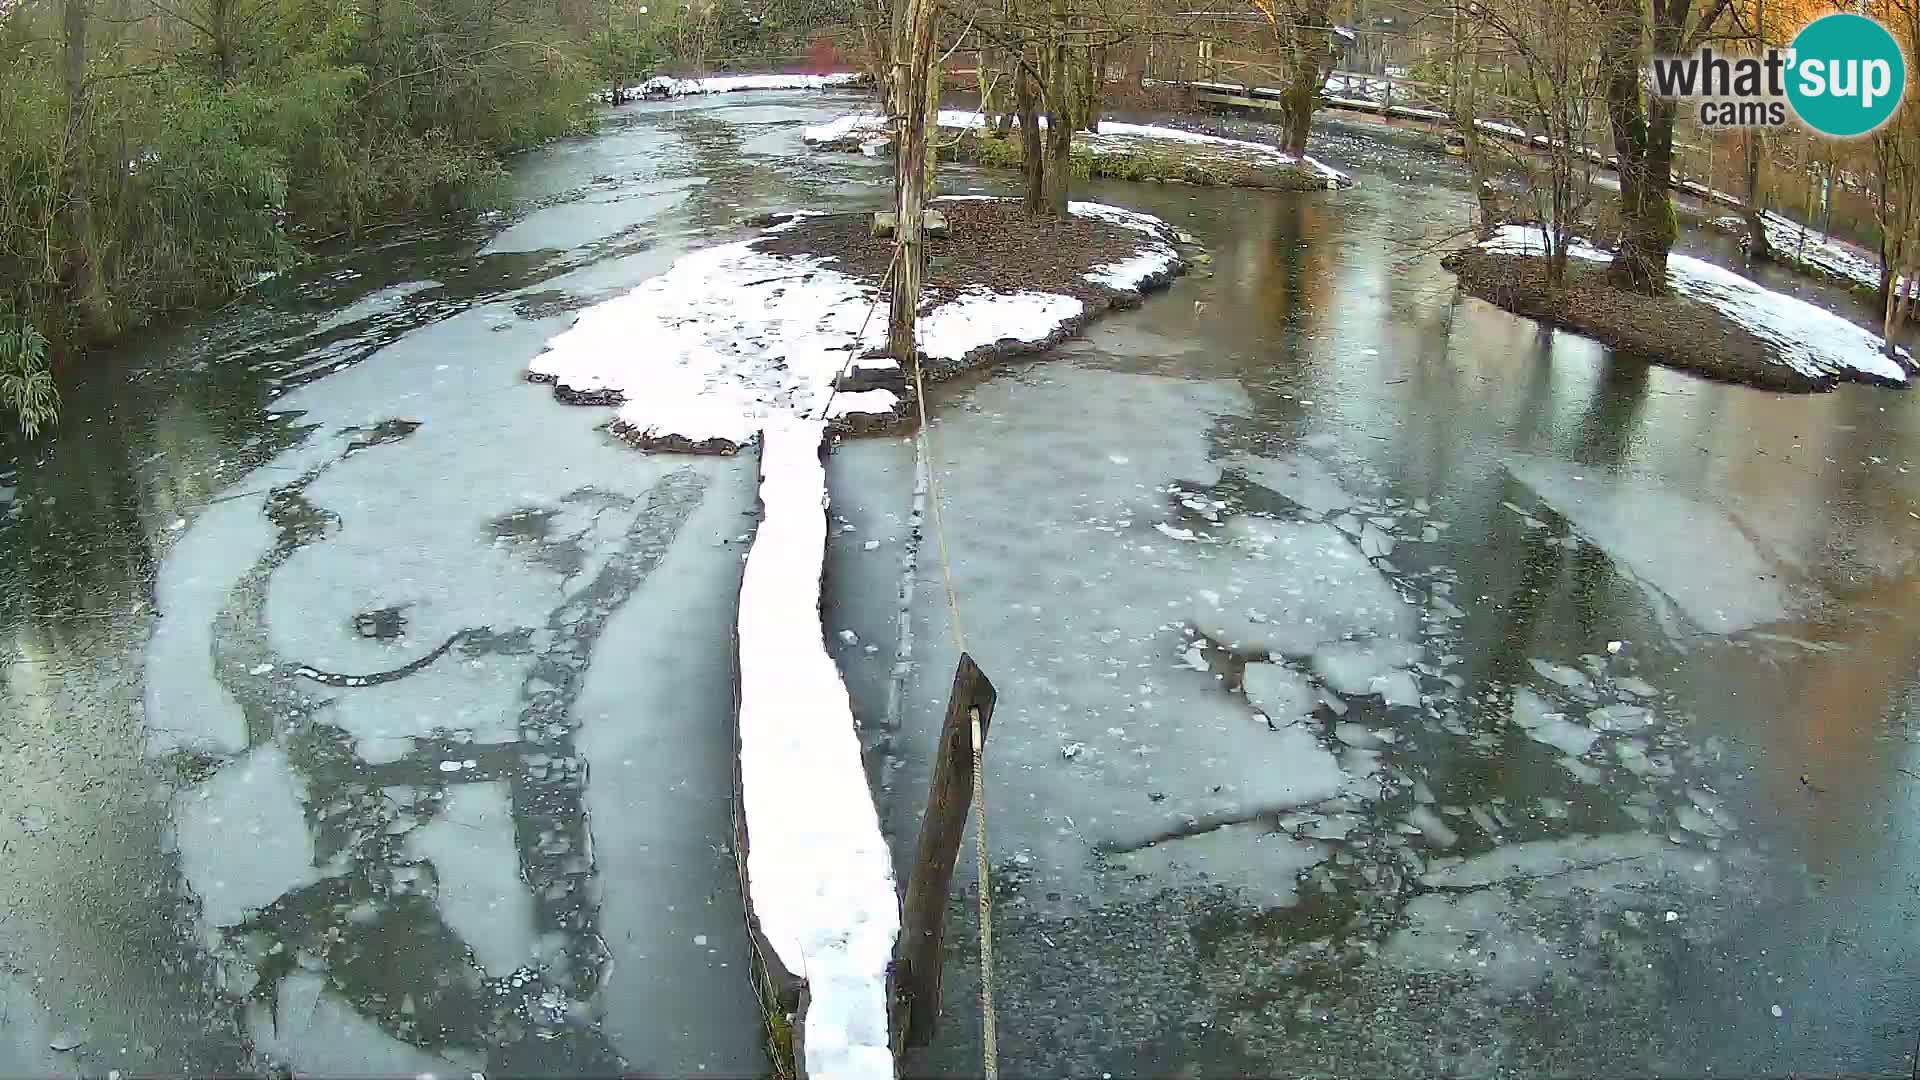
[736,419,897,1080]
[531,203,1180,444]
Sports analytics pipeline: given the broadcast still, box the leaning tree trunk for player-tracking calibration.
[1016,58,1045,214]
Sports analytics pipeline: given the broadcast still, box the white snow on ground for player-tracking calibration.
[530,236,895,447]
[1505,453,1796,635]
[803,110,1349,184]
[1480,224,1909,386]
[530,203,1182,447]
[1725,209,1915,297]
[737,418,897,1080]
[916,290,1083,362]
[616,72,867,100]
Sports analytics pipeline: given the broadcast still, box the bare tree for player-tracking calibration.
[1596,0,1736,292]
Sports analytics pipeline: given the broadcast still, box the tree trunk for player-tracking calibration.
[1279,0,1331,157]
[1043,20,1072,216]
[1078,45,1103,132]
[1600,0,1673,293]
[1017,58,1044,214]
[1743,129,1770,262]
[61,0,109,337]
[210,0,233,82]
[886,0,939,361]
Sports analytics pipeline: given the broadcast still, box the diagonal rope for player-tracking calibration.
[909,345,995,1080]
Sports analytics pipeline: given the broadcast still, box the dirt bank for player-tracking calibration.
[757,197,1189,408]
[1443,249,1893,393]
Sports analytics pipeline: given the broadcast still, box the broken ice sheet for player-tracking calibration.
[1511,687,1598,757]
[1105,821,1327,907]
[174,745,319,927]
[1192,517,1416,659]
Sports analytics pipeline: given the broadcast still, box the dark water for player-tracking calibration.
[2,95,1917,1077]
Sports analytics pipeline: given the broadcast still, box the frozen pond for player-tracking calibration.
[2,87,1919,1078]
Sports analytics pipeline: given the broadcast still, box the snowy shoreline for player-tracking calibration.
[526,197,1189,451]
[803,110,1349,189]
[1447,224,1909,391]
[603,71,869,103]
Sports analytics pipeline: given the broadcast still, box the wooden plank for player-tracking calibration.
[892,652,997,1049]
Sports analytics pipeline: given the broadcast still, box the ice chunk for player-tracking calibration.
[174,746,318,928]
[1309,638,1422,698]
[1506,454,1798,634]
[1528,658,1590,690]
[1587,703,1652,731]
[1233,452,1354,517]
[1241,662,1315,724]
[1107,822,1326,906]
[1511,687,1598,757]
[403,781,537,977]
[1404,805,1459,848]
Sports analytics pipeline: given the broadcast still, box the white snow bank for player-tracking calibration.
[737,418,898,1080]
[804,110,1349,184]
[530,238,897,447]
[618,71,867,101]
[529,202,1182,447]
[1480,224,1908,386]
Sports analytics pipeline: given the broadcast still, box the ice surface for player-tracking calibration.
[571,458,766,1074]
[1194,517,1417,658]
[403,781,537,976]
[174,746,318,927]
[1511,687,1598,757]
[1233,452,1355,517]
[1506,454,1794,634]
[736,419,896,1080]
[894,368,1364,900]
[1242,661,1316,724]
[804,111,1349,183]
[1310,638,1422,702]
[248,973,483,1077]
[1480,224,1907,385]
[144,493,273,757]
[1106,822,1327,905]
[1385,833,1721,989]
[326,657,531,763]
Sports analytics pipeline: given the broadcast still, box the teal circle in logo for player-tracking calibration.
[1787,13,1906,137]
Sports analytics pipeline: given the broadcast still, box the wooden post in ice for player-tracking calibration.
[893,652,996,1050]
